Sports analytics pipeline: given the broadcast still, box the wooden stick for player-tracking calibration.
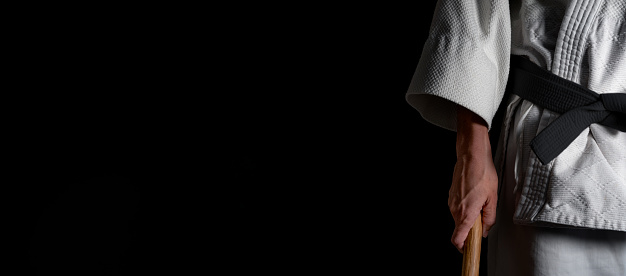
[462,215,482,276]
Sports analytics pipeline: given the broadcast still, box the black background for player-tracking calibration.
[18,2,488,275]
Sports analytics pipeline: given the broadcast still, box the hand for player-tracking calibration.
[449,105,498,253]
[448,152,498,253]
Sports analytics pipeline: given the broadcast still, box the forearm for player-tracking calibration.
[455,105,492,158]
[449,104,499,251]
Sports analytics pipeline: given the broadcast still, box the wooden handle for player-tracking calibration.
[462,215,482,276]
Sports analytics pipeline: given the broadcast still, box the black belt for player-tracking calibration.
[507,55,626,165]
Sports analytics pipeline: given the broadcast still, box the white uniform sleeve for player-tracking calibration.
[405,0,511,131]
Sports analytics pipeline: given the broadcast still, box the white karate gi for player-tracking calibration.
[405,0,626,275]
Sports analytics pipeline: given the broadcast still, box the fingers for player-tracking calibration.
[451,198,497,252]
[451,198,497,253]
[451,211,481,253]
[452,200,497,254]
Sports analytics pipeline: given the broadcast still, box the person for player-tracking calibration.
[405,0,625,275]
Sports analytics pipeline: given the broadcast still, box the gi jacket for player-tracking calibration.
[406,0,626,231]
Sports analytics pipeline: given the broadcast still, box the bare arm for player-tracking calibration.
[448,105,498,252]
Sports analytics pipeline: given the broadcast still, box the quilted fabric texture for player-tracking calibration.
[405,0,511,131]
[406,0,626,232]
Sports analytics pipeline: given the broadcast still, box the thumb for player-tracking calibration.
[481,197,497,238]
